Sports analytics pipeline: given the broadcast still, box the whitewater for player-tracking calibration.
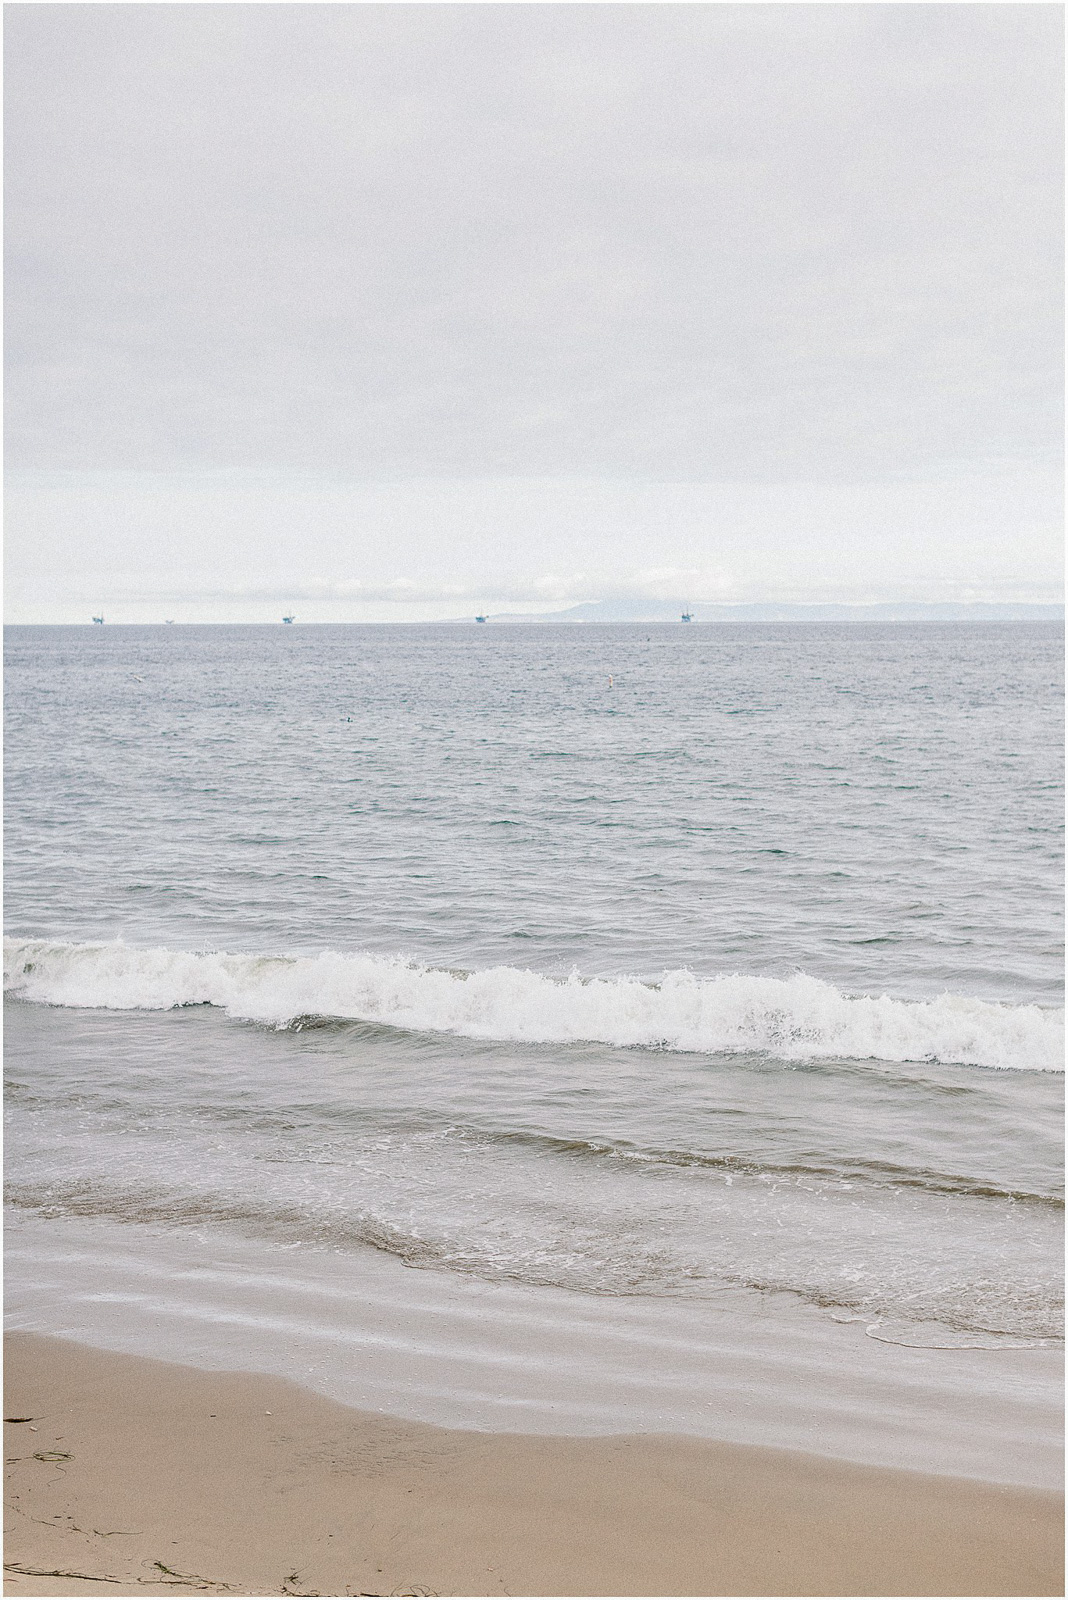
[5,938,1062,1072]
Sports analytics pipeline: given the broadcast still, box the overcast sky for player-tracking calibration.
[5,3,1063,622]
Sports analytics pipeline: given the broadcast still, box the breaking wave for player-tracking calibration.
[5,938,1062,1072]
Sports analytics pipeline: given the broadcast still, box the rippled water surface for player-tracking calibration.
[4,622,1064,1347]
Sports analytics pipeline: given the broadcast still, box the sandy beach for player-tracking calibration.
[3,1333,1062,1599]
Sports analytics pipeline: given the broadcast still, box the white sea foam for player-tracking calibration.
[4,938,1063,1072]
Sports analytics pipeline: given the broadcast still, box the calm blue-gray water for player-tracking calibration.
[4,622,1063,1363]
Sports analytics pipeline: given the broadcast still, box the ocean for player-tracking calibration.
[4,621,1063,1485]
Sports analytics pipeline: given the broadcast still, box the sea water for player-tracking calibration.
[4,622,1063,1482]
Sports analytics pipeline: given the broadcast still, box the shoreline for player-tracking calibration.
[7,1208,1063,1491]
[4,1332,1064,1598]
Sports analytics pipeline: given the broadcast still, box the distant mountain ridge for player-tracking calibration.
[463,600,1064,625]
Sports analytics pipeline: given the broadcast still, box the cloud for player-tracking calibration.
[6,5,1062,484]
[5,6,1061,619]
[106,566,737,608]
[5,465,1061,622]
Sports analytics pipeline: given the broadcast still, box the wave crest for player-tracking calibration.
[4,938,1062,1072]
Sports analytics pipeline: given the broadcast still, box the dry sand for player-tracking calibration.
[3,1332,1062,1598]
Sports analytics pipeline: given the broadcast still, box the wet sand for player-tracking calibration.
[3,1332,1063,1598]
